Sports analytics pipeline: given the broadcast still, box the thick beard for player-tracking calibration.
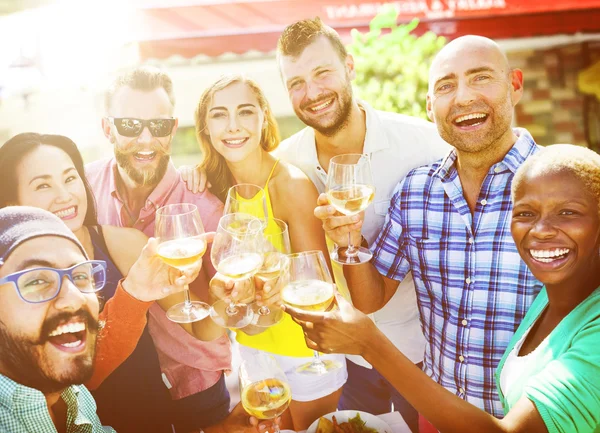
[296,80,354,137]
[114,147,170,188]
[0,311,98,394]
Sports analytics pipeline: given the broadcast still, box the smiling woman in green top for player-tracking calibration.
[284,143,600,433]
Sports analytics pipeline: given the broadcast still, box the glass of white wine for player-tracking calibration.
[253,218,291,328]
[210,213,264,328]
[326,153,375,265]
[279,250,342,375]
[239,353,291,433]
[224,184,268,227]
[155,203,209,323]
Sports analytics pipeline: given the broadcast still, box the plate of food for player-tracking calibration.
[306,410,392,433]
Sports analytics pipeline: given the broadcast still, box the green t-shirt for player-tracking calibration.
[496,286,600,433]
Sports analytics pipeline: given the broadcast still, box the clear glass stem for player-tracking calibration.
[182,284,192,311]
[310,350,328,374]
[226,301,239,316]
[258,305,271,315]
[346,232,358,257]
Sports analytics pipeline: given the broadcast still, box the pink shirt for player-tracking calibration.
[86,157,231,400]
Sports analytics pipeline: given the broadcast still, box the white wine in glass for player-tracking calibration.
[253,218,290,328]
[327,184,376,215]
[157,238,207,269]
[217,253,264,281]
[255,252,287,282]
[281,279,335,312]
[279,250,342,375]
[240,353,291,433]
[326,153,375,265]
[155,203,210,323]
[210,213,264,328]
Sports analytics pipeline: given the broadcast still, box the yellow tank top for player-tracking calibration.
[235,160,315,357]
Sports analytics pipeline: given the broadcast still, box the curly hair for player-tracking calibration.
[512,144,600,214]
[195,74,280,202]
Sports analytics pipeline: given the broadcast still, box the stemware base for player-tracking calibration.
[251,304,284,328]
[210,299,254,328]
[331,246,373,265]
[166,301,210,323]
[296,359,343,375]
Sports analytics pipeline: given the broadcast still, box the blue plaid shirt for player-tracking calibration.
[371,129,543,417]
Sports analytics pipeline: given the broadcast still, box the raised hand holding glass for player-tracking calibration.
[253,218,291,327]
[210,213,264,328]
[278,250,342,375]
[326,153,375,265]
[155,203,209,323]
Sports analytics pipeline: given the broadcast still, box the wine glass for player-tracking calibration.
[210,213,264,328]
[278,250,342,375]
[155,203,209,323]
[224,184,268,226]
[326,153,375,265]
[253,218,291,328]
[239,353,291,433]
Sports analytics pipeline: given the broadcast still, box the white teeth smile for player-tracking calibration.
[310,99,333,112]
[224,138,247,145]
[455,113,487,124]
[48,321,86,338]
[135,151,156,159]
[529,248,570,262]
[54,207,76,218]
[61,340,82,348]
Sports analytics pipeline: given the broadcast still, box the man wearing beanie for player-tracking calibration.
[0,206,109,432]
[0,206,279,433]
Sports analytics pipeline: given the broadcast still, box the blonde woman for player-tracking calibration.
[193,74,347,430]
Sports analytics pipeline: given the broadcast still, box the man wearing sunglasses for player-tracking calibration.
[85,67,229,433]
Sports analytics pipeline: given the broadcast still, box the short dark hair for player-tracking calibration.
[105,66,175,113]
[277,17,348,62]
[0,133,98,226]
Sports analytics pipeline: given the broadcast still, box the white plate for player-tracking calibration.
[306,410,392,433]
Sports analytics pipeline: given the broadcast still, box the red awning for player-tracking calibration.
[135,0,600,59]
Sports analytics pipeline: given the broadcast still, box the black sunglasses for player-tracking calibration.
[107,117,176,138]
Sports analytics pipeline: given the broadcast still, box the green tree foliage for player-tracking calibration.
[348,7,446,119]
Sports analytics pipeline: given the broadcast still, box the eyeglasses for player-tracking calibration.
[0,260,107,304]
[107,117,176,138]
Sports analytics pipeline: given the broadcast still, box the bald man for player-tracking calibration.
[314,35,543,420]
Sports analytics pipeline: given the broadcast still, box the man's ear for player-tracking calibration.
[101,118,112,141]
[171,118,179,137]
[426,93,434,122]
[509,68,524,106]
[346,54,356,81]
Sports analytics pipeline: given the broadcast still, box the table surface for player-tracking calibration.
[298,411,410,433]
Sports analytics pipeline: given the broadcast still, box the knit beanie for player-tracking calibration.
[0,206,88,267]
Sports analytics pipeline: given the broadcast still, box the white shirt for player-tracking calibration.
[274,100,450,366]
[499,321,545,397]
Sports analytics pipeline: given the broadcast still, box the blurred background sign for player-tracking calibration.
[132,0,600,59]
